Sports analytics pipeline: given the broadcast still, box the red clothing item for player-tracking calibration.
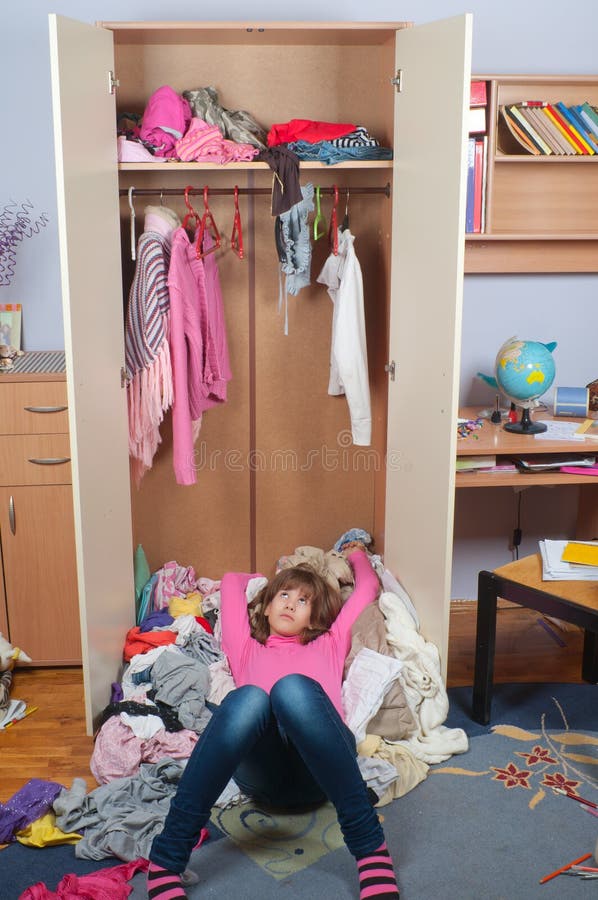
[220,550,379,721]
[123,626,176,661]
[20,857,148,899]
[267,119,356,147]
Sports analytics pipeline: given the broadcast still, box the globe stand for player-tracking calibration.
[503,406,547,435]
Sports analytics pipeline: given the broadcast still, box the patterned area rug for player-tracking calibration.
[3,684,597,899]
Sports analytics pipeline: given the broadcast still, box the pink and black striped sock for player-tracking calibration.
[356,842,400,898]
[146,861,188,899]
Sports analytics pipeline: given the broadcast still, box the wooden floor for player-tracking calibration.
[0,601,585,803]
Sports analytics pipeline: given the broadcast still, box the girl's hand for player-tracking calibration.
[341,541,368,558]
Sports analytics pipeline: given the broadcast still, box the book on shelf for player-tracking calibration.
[480,134,488,233]
[543,104,589,154]
[470,80,487,107]
[507,105,553,154]
[456,454,496,472]
[578,101,598,138]
[527,105,575,155]
[514,453,596,472]
[559,464,598,476]
[554,101,598,153]
[469,106,487,134]
[499,105,541,155]
[521,105,567,154]
[473,138,484,233]
[465,137,476,233]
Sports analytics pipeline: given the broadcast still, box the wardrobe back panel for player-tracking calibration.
[252,168,390,569]
[113,41,394,147]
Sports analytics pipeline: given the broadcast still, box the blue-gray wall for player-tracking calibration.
[2,1,596,597]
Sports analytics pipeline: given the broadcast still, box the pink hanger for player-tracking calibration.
[196,186,222,260]
[230,186,244,259]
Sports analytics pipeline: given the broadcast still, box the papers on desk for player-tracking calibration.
[534,421,585,441]
[539,539,598,581]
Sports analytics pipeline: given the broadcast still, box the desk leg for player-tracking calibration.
[582,630,598,683]
[472,571,498,725]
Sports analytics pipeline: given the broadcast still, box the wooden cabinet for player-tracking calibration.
[465,74,598,273]
[0,375,81,664]
[49,16,472,729]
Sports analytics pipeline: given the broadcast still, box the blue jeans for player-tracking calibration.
[150,674,384,872]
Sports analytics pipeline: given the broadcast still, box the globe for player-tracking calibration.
[494,336,556,434]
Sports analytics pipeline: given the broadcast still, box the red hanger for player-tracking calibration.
[328,184,339,255]
[230,186,244,259]
[196,185,222,260]
[182,185,201,232]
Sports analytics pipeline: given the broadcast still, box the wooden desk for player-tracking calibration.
[456,407,598,539]
[472,554,598,723]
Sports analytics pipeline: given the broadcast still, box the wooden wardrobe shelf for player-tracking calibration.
[118,160,394,171]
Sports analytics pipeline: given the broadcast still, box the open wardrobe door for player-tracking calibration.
[49,14,133,733]
[384,15,472,676]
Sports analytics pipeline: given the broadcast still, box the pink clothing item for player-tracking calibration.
[175,117,259,163]
[140,85,192,158]
[90,716,199,784]
[220,550,379,721]
[267,119,356,147]
[20,858,148,899]
[117,136,161,163]
[167,228,231,485]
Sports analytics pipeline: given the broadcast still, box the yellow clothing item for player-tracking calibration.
[169,591,203,618]
[358,733,429,805]
[16,812,82,847]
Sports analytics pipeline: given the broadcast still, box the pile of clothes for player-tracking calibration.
[0,529,468,864]
[117,84,392,167]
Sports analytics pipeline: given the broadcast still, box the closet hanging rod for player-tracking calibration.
[119,184,391,199]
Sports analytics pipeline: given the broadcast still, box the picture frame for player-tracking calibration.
[0,304,22,349]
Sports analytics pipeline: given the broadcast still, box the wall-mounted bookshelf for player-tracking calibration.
[464,75,598,273]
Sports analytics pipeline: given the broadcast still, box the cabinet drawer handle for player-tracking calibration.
[24,405,68,413]
[28,457,71,466]
[9,495,15,535]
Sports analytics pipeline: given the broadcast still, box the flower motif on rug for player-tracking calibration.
[491,762,532,790]
[432,697,598,812]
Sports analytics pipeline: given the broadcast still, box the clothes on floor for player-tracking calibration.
[0,779,64,844]
[20,857,148,900]
[317,228,372,445]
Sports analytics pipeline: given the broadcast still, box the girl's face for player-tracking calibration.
[264,586,312,638]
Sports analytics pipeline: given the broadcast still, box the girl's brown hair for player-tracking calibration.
[248,565,343,645]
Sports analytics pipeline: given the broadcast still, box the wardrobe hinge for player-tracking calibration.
[385,360,396,381]
[390,69,403,93]
[108,71,120,95]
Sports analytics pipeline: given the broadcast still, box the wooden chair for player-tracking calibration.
[472,553,598,724]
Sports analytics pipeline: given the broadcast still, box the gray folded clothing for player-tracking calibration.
[182,86,267,148]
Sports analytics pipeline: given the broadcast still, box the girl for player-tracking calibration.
[147,548,400,899]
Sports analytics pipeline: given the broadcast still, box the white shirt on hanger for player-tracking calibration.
[317,227,372,445]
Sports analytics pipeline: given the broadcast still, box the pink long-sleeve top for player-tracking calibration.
[220,550,379,721]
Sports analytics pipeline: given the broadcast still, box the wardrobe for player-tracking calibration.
[49,16,472,731]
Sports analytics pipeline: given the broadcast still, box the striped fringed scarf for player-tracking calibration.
[0,671,12,711]
[125,227,174,486]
